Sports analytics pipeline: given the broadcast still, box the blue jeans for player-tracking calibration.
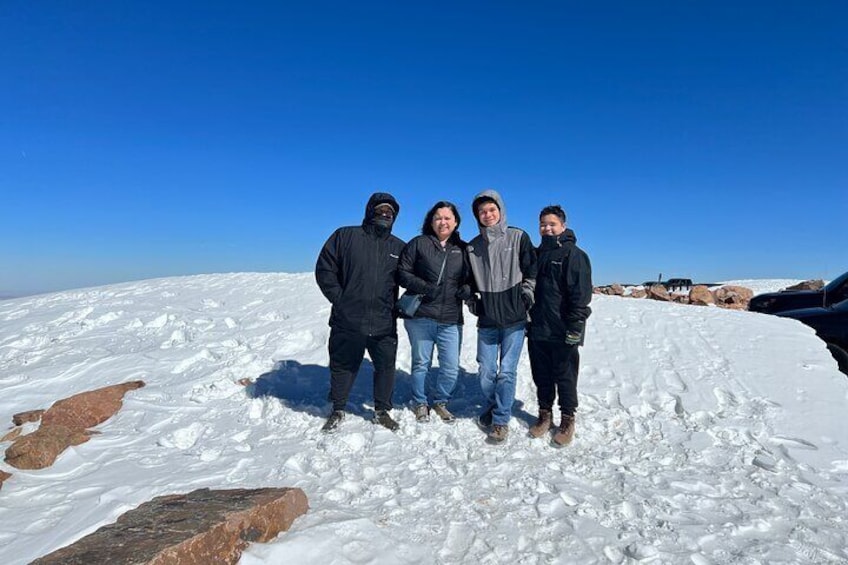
[404,317,461,406]
[477,322,526,425]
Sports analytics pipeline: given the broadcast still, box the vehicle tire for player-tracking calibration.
[826,343,848,376]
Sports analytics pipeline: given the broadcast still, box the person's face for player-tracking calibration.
[431,207,457,240]
[373,204,395,222]
[477,202,500,227]
[539,214,565,237]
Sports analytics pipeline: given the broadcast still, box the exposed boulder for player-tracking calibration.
[41,381,145,429]
[5,380,145,470]
[647,284,671,302]
[784,279,825,291]
[607,284,625,296]
[713,285,754,310]
[0,470,10,490]
[629,288,647,299]
[4,425,92,470]
[1,427,22,442]
[32,487,309,565]
[689,285,715,306]
[12,410,44,426]
[672,294,690,304]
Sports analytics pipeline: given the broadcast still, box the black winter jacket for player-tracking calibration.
[315,193,406,336]
[528,229,593,342]
[397,235,470,325]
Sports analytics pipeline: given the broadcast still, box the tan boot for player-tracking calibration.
[528,409,553,438]
[552,413,575,447]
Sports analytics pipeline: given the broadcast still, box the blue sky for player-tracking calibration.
[2,1,846,295]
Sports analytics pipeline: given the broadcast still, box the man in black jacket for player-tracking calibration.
[527,205,592,447]
[315,192,406,432]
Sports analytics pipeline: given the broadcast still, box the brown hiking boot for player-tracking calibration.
[528,409,553,438]
[413,404,430,422]
[432,403,456,423]
[486,424,509,444]
[552,413,575,447]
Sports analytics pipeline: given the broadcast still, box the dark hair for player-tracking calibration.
[539,204,566,224]
[422,201,463,244]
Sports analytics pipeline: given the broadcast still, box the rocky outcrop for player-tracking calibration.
[4,425,92,470]
[647,285,672,301]
[0,470,10,490]
[4,381,145,470]
[629,288,647,299]
[689,285,715,306]
[41,381,145,429]
[1,427,22,442]
[784,279,825,291]
[713,285,754,310]
[12,410,44,426]
[32,487,309,565]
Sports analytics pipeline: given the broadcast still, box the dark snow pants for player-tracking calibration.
[328,327,397,412]
[527,340,580,414]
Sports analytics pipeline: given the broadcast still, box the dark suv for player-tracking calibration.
[749,271,848,375]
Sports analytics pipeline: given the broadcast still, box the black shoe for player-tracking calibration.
[476,408,493,432]
[321,410,345,433]
[374,410,400,431]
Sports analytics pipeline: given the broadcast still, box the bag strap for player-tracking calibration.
[435,251,448,285]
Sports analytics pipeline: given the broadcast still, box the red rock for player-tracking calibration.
[647,284,671,301]
[1,427,22,442]
[41,381,145,430]
[689,285,715,306]
[12,409,44,426]
[629,288,647,299]
[0,470,10,490]
[713,285,754,309]
[784,279,824,291]
[4,425,92,470]
[32,487,309,564]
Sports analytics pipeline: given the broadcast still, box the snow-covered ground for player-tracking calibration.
[0,273,846,564]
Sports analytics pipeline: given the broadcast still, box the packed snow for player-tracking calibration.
[0,273,846,564]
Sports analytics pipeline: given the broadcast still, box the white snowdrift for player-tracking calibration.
[0,273,846,564]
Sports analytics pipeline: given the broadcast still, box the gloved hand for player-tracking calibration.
[564,321,585,346]
[423,283,440,301]
[465,295,481,316]
[521,290,535,311]
[455,284,473,301]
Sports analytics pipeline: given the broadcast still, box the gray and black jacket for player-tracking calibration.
[528,229,593,343]
[466,190,537,329]
[315,192,405,336]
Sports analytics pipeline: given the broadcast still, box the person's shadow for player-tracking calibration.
[243,359,501,423]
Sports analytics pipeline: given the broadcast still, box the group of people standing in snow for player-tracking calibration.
[314,189,593,446]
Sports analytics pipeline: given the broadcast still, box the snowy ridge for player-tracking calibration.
[0,273,846,564]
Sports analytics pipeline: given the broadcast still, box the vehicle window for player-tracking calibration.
[824,271,848,293]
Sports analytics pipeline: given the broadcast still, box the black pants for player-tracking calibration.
[328,327,397,412]
[528,340,580,414]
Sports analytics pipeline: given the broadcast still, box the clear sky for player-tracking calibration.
[2,1,846,295]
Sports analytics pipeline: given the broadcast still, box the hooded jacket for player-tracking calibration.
[466,189,537,328]
[528,228,593,342]
[397,234,470,325]
[315,192,406,336]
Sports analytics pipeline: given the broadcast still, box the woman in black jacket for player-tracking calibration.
[397,201,471,423]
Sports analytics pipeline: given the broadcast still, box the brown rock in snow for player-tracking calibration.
[41,381,145,430]
[12,410,44,426]
[689,285,715,306]
[4,425,92,470]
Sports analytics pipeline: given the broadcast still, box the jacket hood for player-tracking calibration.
[472,189,507,239]
[362,192,400,227]
[540,228,576,249]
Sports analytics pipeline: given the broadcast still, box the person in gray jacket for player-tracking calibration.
[465,189,537,443]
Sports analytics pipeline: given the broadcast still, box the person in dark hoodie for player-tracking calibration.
[315,192,406,433]
[527,204,592,447]
[465,189,537,443]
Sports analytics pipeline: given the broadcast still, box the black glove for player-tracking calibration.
[455,284,472,301]
[466,295,481,316]
[423,283,439,301]
[521,290,535,311]
[564,321,585,346]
